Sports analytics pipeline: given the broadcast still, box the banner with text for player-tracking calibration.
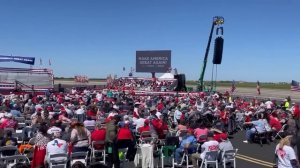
[136,50,171,73]
[0,55,35,65]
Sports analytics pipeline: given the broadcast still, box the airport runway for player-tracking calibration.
[54,80,300,102]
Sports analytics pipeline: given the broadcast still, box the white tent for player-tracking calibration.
[158,73,174,79]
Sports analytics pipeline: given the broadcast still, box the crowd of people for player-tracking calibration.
[0,86,300,168]
[107,77,176,92]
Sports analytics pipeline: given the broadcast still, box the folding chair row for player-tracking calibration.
[0,155,30,168]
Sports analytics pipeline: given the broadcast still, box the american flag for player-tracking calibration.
[291,80,300,91]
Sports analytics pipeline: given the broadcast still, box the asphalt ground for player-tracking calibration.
[54,80,291,167]
[230,130,277,168]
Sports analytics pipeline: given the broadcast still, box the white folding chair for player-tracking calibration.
[180,144,200,168]
[221,149,238,168]
[90,141,106,164]
[70,152,88,167]
[49,153,68,168]
[274,124,287,139]
[199,151,219,168]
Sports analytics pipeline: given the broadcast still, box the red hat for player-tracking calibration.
[37,108,43,112]
[187,128,194,134]
[47,106,53,111]
[220,133,228,141]
[144,119,150,125]
[60,107,66,112]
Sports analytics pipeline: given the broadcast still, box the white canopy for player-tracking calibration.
[158,73,174,79]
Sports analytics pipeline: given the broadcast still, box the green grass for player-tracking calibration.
[186,81,290,90]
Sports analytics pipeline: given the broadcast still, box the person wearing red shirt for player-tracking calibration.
[91,123,106,150]
[269,113,282,132]
[116,121,135,161]
[293,104,300,118]
[158,116,169,139]
[138,119,150,134]
[86,106,97,120]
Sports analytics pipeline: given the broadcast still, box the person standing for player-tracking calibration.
[275,135,299,168]
[31,123,51,168]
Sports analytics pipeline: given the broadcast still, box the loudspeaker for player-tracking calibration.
[212,37,224,64]
[174,74,187,91]
[58,83,64,93]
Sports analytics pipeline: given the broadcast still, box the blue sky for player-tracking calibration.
[0,0,299,82]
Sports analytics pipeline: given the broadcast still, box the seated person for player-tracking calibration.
[47,121,62,135]
[91,122,106,150]
[45,131,68,166]
[210,128,227,142]
[138,119,150,135]
[116,121,135,161]
[218,133,233,161]
[0,130,18,156]
[191,131,219,168]
[1,130,17,146]
[0,113,18,130]
[243,113,267,143]
[269,113,282,132]
[83,116,96,127]
[175,129,197,165]
[194,124,208,143]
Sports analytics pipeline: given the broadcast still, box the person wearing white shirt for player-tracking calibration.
[47,124,62,135]
[83,116,96,127]
[174,107,182,123]
[134,113,146,131]
[75,106,85,115]
[45,131,67,165]
[275,135,299,168]
[191,132,219,168]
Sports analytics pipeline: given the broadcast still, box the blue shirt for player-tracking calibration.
[180,135,196,149]
[252,119,266,133]
[10,110,22,117]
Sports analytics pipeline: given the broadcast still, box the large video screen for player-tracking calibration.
[136,50,171,73]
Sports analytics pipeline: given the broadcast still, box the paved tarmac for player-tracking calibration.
[230,130,276,168]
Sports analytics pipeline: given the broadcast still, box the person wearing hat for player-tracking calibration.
[191,131,219,168]
[91,122,106,150]
[174,128,197,165]
[218,133,233,159]
[138,119,150,135]
[45,129,67,166]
